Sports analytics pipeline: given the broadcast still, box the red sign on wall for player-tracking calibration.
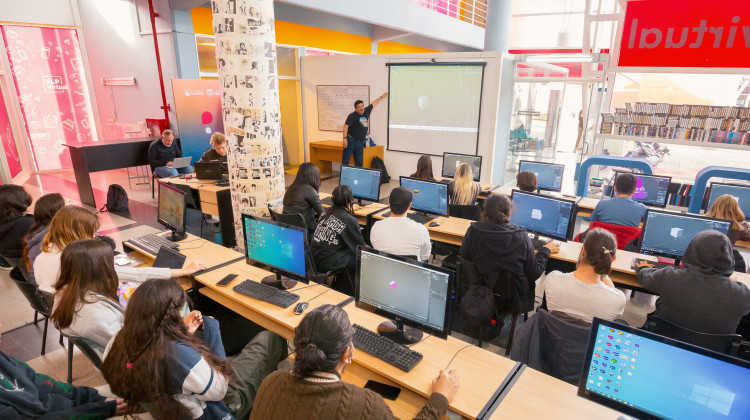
[618,0,750,68]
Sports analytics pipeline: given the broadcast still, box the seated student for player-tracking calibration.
[282,162,324,233]
[0,184,33,267]
[516,171,538,193]
[22,193,65,284]
[35,206,206,294]
[460,194,559,312]
[370,186,431,261]
[590,173,646,227]
[544,228,626,322]
[410,155,436,181]
[147,129,193,178]
[102,279,287,420]
[199,132,228,169]
[706,194,750,245]
[447,163,482,206]
[310,185,365,284]
[0,322,126,419]
[250,304,459,420]
[636,230,750,334]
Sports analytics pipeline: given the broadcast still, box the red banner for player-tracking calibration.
[618,0,750,68]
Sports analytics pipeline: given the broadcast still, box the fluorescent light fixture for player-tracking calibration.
[102,77,136,86]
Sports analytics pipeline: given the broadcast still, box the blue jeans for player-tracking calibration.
[341,135,364,167]
[154,165,193,178]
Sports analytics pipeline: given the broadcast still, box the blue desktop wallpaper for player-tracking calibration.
[244,217,306,277]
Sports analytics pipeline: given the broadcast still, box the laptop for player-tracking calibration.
[172,156,192,169]
[195,161,225,180]
[152,246,187,270]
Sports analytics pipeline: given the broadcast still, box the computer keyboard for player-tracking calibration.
[631,257,673,270]
[530,236,552,251]
[352,324,423,372]
[381,212,436,225]
[127,233,179,256]
[232,279,300,308]
[321,196,333,206]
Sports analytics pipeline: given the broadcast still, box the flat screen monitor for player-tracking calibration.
[579,318,750,420]
[442,152,482,181]
[355,247,453,345]
[399,176,449,216]
[157,181,187,241]
[706,182,750,220]
[509,190,577,241]
[340,165,381,203]
[518,160,565,192]
[242,214,308,288]
[640,210,732,261]
[609,172,671,208]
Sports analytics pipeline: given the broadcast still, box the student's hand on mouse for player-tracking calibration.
[106,398,128,415]
[352,203,361,211]
[635,261,654,269]
[183,261,209,275]
[184,310,203,334]
[543,242,560,254]
[432,369,460,402]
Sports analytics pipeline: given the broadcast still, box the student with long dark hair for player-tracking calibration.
[0,184,33,267]
[310,185,365,284]
[22,193,65,283]
[410,155,436,181]
[102,279,287,420]
[283,162,324,231]
[544,228,626,322]
[250,304,459,419]
[459,194,559,313]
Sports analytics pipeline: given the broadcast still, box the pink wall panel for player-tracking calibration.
[0,91,22,178]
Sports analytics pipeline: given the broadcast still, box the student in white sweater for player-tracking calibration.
[370,186,432,261]
[544,228,626,323]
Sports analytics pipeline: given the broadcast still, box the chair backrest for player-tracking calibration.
[448,204,481,221]
[66,335,103,368]
[644,315,741,356]
[170,183,200,210]
[268,207,308,232]
[10,267,51,316]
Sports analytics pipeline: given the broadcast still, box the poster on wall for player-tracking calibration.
[0,92,22,179]
[1,25,97,172]
[171,79,225,164]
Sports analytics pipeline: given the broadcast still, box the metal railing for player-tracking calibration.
[406,0,487,28]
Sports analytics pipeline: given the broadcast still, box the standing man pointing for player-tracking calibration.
[342,92,388,167]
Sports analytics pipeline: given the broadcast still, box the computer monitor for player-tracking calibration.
[157,181,187,241]
[241,214,308,289]
[579,318,750,420]
[339,165,381,203]
[509,190,577,241]
[609,172,671,208]
[640,210,732,263]
[518,160,565,192]
[705,182,750,220]
[355,247,453,345]
[399,177,449,217]
[442,152,482,181]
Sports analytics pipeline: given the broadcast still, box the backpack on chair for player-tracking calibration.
[100,184,129,212]
[370,156,391,184]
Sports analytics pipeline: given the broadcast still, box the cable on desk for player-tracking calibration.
[445,343,473,370]
[180,241,208,250]
[406,333,431,348]
[292,282,326,292]
[306,287,331,303]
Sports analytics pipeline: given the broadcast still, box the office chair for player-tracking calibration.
[643,315,741,356]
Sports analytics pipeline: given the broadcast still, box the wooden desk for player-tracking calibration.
[309,140,384,175]
[166,178,235,246]
[489,366,621,419]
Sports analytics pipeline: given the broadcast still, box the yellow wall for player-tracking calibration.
[191,7,439,54]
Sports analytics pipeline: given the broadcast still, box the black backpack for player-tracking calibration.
[370,156,391,184]
[460,282,497,328]
[100,184,129,212]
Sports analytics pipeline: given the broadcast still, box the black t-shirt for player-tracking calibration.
[310,208,365,271]
[344,104,373,142]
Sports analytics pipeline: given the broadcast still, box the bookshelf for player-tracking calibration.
[594,134,750,151]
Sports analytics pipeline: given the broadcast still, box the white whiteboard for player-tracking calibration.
[317,85,370,132]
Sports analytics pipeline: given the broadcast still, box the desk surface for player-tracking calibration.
[166,177,230,192]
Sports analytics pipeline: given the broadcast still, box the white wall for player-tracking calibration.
[300,51,509,183]
[0,0,76,26]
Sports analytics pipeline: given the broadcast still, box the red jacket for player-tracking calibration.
[575,221,642,250]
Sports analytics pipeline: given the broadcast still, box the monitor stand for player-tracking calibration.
[377,318,423,345]
[261,271,298,290]
[165,229,187,242]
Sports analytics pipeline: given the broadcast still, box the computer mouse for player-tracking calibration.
[429,221,441,227]
[294,302,309,315]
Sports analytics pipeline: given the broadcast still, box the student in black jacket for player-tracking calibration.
[147,129,192,178]
[282,162,324,234]
[0,184,33,267]
[459,194,559,313]
[310,185,364,293]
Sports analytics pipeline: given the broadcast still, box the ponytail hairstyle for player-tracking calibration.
[322,185,355,221]
[101,279,233,420]
[581,228,617,275]
[293,304,353,378]
[481,194,511,224]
